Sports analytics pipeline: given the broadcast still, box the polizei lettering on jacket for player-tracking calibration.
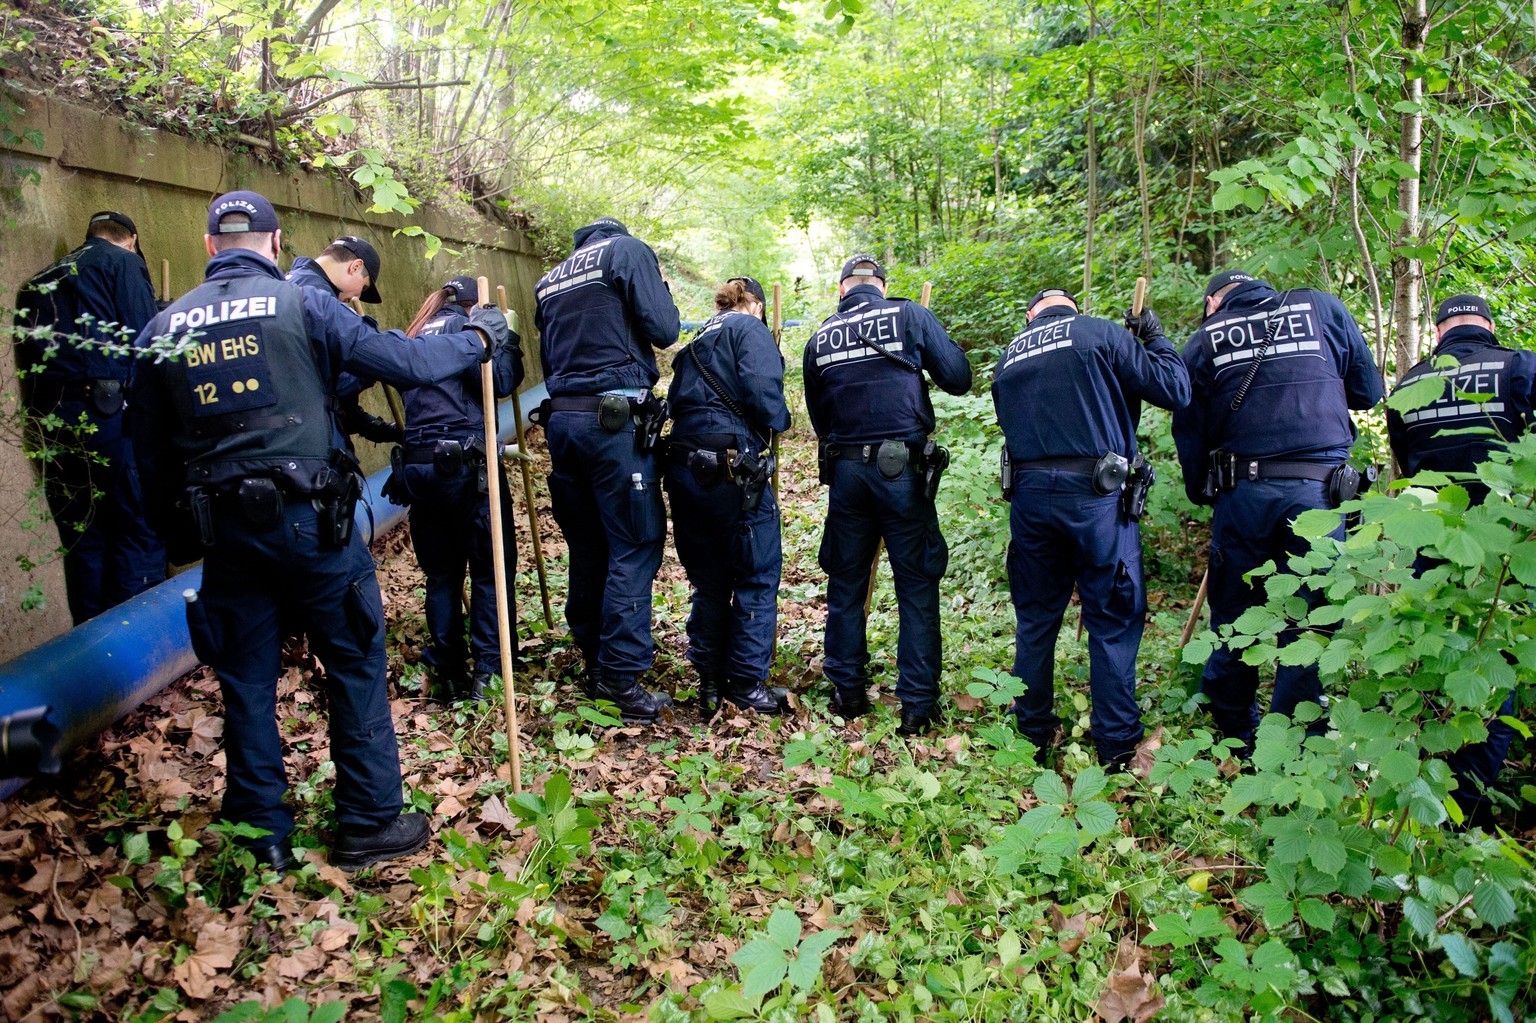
[166,295,278,334]
[1000,316,1075,371]
[810,304,903,369]
[535,238,615,300]
[1202,300,1321,373]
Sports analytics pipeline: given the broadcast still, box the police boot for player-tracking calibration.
[436,669,472,704]
[830,686,872,719]
[698,670,724,720]
[332,812,431,872]
[724,677,788,716]
[460,671,493,704]
[576,663,601,699]
[594,674,673,724]
[898,704,944,737]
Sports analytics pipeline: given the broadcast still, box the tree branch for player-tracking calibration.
[276,79,468,121]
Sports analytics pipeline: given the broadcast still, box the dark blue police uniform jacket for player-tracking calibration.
[802,284,972,712]
[285,257,380,447]
[532,219,680,685]
[664,311,791,684]
[991,306,1189,763]
[130,247,489,847]
[399,302,524,680]
[1172,280,1382,745]
[1386,322,1530,805]
[15,235,166,623]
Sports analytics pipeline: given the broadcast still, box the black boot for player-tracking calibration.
[698,671,724,720]
[898,704,944,736]
[830,686,872,719]
[594,674,673,724]
[436,669,471,704]
[575,664,601,699]
[332,812,431,872]
[458,671,492,704]
[725,677,788,715]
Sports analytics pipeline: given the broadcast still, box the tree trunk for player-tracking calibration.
[1081,0,1098,313]
[1391,0,1429,373]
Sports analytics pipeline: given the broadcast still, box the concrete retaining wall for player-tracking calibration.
[0,94,548,661]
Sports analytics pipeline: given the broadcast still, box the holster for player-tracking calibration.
[1121,454,1156,522]
[634,393,669,454]
[313,451,362,549]
[921,440,949,502]
[687,448,726,489]
[732,448,771,513]
[383,445,413,506]
[1000,448,1014,501]
[185,487,214,549]
[598,394,631,432]
[529,398,552,428]
[1327,463,1378,509]
[817,443,832,486]
[87,378,125,417]
[236,477,283,530]
[432,439,465,476]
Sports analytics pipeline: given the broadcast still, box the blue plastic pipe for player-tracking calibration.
[0,383,547,797]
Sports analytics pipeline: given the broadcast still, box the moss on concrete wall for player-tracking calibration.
[0,95,548,662]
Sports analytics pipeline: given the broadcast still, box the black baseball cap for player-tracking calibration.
[207,191,280,235]
[87,210,137,237]
[1027,288,1077,313]
[333,235,382,304]
[840,254,886,283]
[444,275,478,304]
[1205,270,1257,299]
[1435,293,1492,325]
[727,276,768,323]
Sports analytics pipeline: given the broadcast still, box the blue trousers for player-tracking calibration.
[185,501,402,845]
[663,460,781,681]
[545,411,665,684]
[404,463,515,678]
[819,459,948,712]
[1008,469,1146,762]
[1202,479,1340,744]
[40,402,166,623]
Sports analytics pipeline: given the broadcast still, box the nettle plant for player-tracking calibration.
[1182,428,1536,1021]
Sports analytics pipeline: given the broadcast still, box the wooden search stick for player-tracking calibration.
[497,285,554,629]
[1180,571,1209,648]
[478,275,523,793]
[1078,276,1149,642]
[160,259,170,304]
[771,283,783,511]
[864,280,933,617]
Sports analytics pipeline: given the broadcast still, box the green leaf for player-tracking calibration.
[766,907,802,950]
[704,988,757,1019]
[1033,771,1068,806]
[998,929,1022,965]
[1439,933,1480,977]
[1473,883,1516,928]
[1444,669,1491,710]
[1212,181,1247,212]
[1298,898,1336,930]
[309,1005,347,1023]
[1070,765,1107,803]
[1074,800,1118,838]
[1382,506,1445,549]
[1309,833,1348,876]
[1402,895,1437,938]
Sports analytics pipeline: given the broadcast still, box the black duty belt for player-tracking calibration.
[1012,456,1100,474]
[400,442,484,465]
[548,396,609,413]
[826,441,925,463]
[1235,459,1335,483]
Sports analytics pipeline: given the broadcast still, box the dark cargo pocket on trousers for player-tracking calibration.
[185,594,221,666]
[628,482,665,544]
[344,572,386,651]
[1110,538,1146,618]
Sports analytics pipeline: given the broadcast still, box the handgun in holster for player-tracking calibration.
[817,443,832,486]
[1121,454,1156,522]
[1205,448,1237,498]
[634,393,669,454]
[732,448,772,513]
[920,440,950,502]
[314,450,362,549]
[1000,448,1014,501]
[185,486,215,548]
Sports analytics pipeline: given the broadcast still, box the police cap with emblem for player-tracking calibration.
[1435,293,1492,325]
[207,191,281,234]
[840,254,886,283]
[1204,270,1257,298]
[333,235,383,304]
[444,275,479,305]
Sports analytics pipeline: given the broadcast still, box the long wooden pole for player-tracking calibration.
[159,259,170,305]
[497,285,554,629]
[478,276,522,793]
[864,280,933,617]
[1077,277,1149,642]
[771,283,783,513]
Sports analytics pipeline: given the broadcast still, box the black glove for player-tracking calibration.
[355,412,404,445]
[1124,306,1164,341]
[467,305,510,361]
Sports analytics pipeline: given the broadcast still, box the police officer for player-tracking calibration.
[15,211,167,623]
[1172,270,1382,753]
[285,236,402,447]
[130,191,510,871]
[390,276,523,702]
[1386,293,1527,821]
[803,255,972,734]
[992,289,1190,767]
[533,216,679,722]
[663,277,791,718]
